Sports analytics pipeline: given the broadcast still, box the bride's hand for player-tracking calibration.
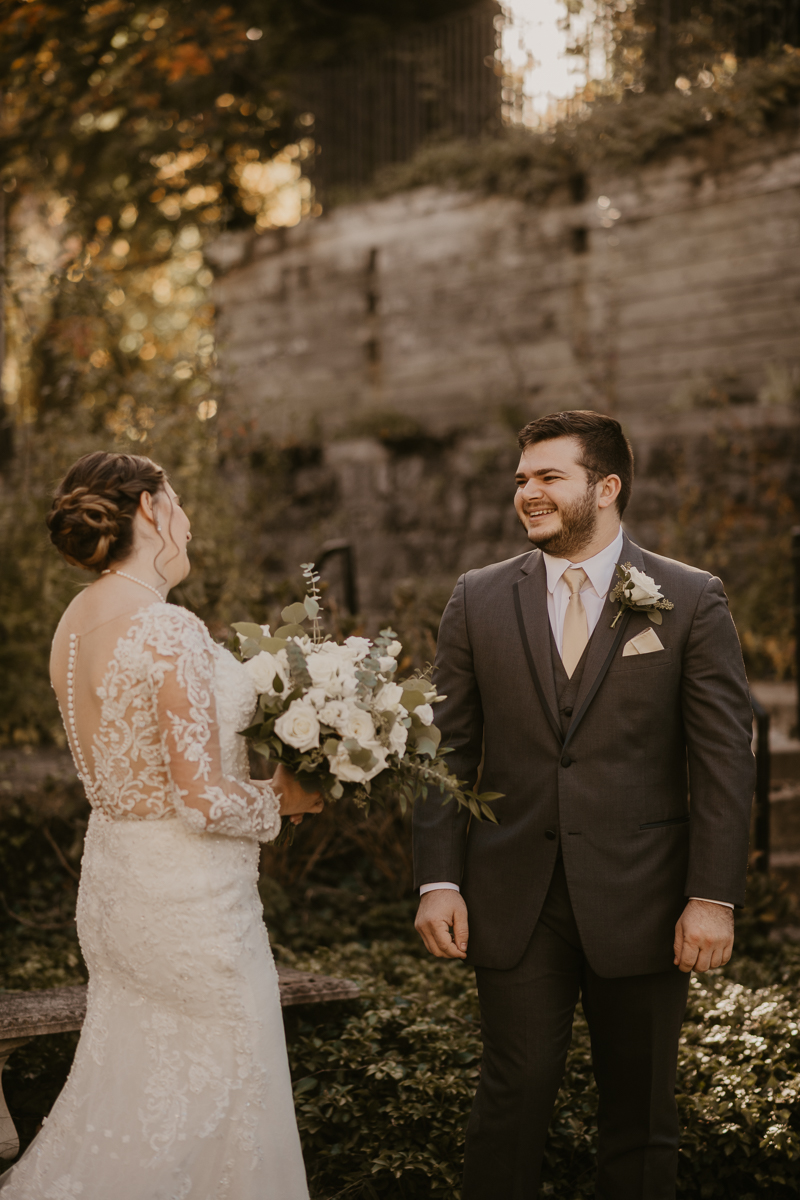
[272,764,323,825]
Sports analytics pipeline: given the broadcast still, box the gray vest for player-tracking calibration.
[549,626,589,737]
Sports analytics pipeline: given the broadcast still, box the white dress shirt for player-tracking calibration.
[420,526,731,909]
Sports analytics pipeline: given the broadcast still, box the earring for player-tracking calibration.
[156,521,162,532]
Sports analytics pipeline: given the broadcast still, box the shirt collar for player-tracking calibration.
[543,527,624,597]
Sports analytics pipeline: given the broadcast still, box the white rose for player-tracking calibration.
[375,682,404,712]
[305,648,340,687]
[327,741,367,782]
[327,739,388,783]
[388,721,408,756]
[386,640,402,658]
[337,672,359,698]
[307,687,328,709]
[341,701,377,744]
[274,699,320,752]
[626,566,664,606]
[318,700,350,732]
[413,703,434,726]
[344,636,372,661]
[378,656,396,674]
[244,650,290,696]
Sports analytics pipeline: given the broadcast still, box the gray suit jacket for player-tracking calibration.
[412,534,755,977]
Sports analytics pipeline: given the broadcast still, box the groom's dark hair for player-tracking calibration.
[517,410,634,516]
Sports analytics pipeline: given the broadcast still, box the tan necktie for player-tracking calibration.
[561,567,589,678]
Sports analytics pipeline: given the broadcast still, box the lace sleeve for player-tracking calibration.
[142,605,281,842]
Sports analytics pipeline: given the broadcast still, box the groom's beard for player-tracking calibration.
[525,486,598,559]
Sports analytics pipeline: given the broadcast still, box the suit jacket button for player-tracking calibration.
[563,706,573,717]
[545,828,556,840]
[560,753,572,767]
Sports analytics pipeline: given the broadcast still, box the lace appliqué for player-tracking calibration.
[82,604,279,842]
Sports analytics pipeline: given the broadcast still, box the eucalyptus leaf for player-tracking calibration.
[259,636,290,653]
[401,690,427,712]
[275,623,308,639]
[648,610,663,625]
[285,642,312,690]
[231,621,264,641]
[416,737,437,759]
[303,595,320,619]
[239,637,262,660]
[329,780,344,800]
[343,740,377,770]
[281,602,309,625]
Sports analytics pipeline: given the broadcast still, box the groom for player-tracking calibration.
[413,410,755,1199]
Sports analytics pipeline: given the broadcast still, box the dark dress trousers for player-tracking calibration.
[412,534,755,1198]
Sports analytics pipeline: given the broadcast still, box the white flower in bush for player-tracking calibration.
[306,687,328,709]
[244,650,290,696]
[625,566,664,606]
[375,682,404,712]
[274,699,320,752]
[378,656,397,674]
[413,703,434,726]
[386,640,402,657]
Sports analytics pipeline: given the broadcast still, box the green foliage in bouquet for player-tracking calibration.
[232,565,498,825]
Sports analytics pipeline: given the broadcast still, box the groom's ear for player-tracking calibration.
[597,474,622,510]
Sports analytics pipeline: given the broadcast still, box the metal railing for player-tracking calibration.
[314,540,358,616]
[297,0,502,199]
[751,692,772,873]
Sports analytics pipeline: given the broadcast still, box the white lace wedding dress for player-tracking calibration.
[0,602,309,1200]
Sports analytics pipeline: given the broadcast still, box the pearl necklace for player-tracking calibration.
[101,569,166,601]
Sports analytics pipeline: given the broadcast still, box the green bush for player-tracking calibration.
[3,797,800,1197]
[278,942,800,1200]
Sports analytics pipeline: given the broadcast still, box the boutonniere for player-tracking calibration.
[610,563,674,628]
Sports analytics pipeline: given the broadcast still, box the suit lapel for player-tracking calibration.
[512,552,562,746]
[565,533,644,746]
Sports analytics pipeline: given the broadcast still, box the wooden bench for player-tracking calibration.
[0,966,359,1162]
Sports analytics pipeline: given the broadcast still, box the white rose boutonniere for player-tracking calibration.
[610,562,674,628]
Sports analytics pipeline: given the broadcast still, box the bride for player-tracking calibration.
[0,450,321,1199]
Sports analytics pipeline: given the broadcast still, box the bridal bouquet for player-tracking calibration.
[232,564,497,821]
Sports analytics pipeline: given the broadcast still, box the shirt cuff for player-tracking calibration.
[689,897,734,909]
[420,882,461,895]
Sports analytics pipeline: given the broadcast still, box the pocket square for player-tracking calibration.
[622,627,665,657]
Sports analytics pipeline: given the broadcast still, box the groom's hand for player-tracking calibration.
[674,899,734,973]
[415,890,469,959]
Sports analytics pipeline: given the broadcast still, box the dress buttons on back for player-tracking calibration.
[545,829,557,841]
[560,753,572,768]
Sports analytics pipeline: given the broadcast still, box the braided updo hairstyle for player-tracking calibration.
[46,451,166,572]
